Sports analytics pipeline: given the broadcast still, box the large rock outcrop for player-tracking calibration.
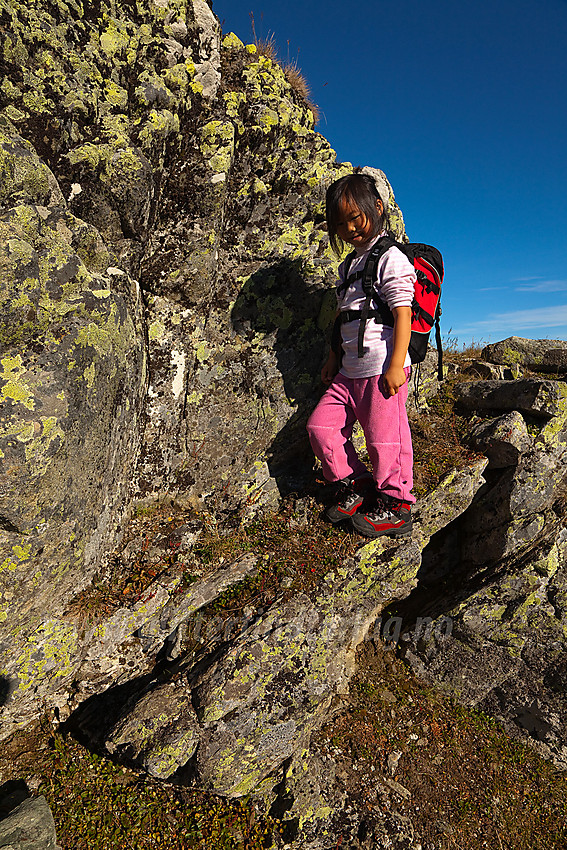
[0,0,406,732]
[63,347,567,847]
[0,121,147,727]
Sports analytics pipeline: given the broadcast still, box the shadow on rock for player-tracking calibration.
[0,676,14,708]
[0,780,30,818]
[63,671,158,749]
[230,258,331,496]
[382,454,567,669]
[383,466,522,632]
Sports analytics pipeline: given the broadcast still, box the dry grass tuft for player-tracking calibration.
[249,13,320,123]
[250,13,277,61]
[255,33,278,61]
[410,378,482,497]
[283,60,320,123]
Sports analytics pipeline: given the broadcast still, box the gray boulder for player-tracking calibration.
[482,336,567,373]
[0,796,60,850]
[106,679,201,780]
[454,378,567,418]
[461,360,522,380]
[467,411,533,468]
[461,394,567,566]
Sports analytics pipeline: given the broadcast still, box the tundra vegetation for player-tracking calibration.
[2,0,567,847]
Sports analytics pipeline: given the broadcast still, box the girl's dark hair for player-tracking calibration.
[325,173,388,255]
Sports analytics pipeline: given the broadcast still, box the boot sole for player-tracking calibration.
[351,518,413,538]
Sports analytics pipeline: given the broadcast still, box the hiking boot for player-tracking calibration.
[325,474,374,524]
[351,492,413,538]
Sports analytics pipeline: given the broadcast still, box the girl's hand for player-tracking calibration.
[383,364,407,396]
[384,305,412,396]
[321,350,339,386]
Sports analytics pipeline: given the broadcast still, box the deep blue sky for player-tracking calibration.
[212,0,567,347]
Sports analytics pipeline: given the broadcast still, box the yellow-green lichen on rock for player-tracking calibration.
[105,679,201,779]
[9,618,78,694]
[189,564,411,797]
[0,128,147,735]
[200,119,235,176]
[0,118,64,207]
[0,0,423,778]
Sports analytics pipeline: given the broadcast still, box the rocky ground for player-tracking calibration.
[3,337,567,849]
[1,591,567,849]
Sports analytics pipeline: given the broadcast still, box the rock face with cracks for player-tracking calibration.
[397,342,567,777]
[0,0,412,735]
[2,0,567,845]
[0,124,147,731]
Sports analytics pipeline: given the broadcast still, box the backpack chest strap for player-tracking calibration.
[340,297,395,358]
[339,307,394,326]
[337,237,397,358]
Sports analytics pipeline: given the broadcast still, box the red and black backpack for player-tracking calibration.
[333,236,444,379]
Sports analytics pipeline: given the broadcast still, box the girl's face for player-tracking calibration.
[336,196,382,249]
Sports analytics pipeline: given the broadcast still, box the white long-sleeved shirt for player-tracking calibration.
[336,234,416,378]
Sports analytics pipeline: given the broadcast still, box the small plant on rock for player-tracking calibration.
[249,13,320,122]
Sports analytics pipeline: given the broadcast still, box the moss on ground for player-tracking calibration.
[0,721,276,849]
[316,641,567,850]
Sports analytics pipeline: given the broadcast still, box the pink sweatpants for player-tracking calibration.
[306,369,415,503]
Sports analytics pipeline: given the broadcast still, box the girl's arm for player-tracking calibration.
[321,349,339,386]
[322,310,341,385]
[383,305,411,396]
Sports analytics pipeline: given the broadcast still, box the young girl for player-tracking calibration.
[307,172,416,538]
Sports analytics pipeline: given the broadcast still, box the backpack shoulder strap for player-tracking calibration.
[356,236,397,358]
[361,235,397,295]
[336,249,357,298]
